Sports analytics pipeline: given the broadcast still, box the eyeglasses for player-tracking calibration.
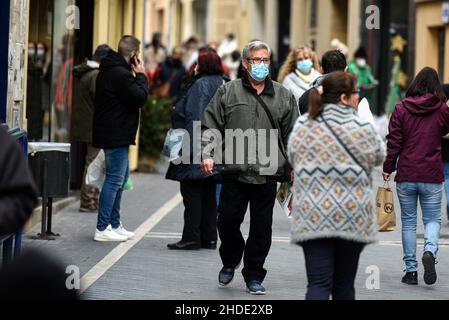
[247,57,271,65]
[352,89,360,95]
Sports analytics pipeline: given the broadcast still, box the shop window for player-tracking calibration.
[26,0,75,142]
[27,0,53,141]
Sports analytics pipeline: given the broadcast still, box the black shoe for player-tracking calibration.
[167,240,200,250]
[401,272,418,285]
[201,241,217,250]
[422,251,437,285]
[218,267,235,286]
[246,280,267,295]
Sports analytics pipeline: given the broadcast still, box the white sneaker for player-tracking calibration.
[112,224,135,240]
[94,226,128,242]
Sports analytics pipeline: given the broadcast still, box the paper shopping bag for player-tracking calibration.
[376,182,396,232]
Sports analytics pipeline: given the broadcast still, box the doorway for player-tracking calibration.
[278,0,291,64]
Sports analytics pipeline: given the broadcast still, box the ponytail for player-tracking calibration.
[308,88,324,120]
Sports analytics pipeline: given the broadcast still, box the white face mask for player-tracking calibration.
[356,58,366,68]
[37,49,45,57]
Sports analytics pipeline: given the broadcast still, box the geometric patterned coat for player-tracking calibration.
[287,104,385,244]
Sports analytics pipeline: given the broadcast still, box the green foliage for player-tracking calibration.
[139,96,173,160]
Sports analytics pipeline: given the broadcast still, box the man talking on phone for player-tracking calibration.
[92,35,148,242]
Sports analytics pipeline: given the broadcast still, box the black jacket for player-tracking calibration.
[157,58,187,99]
[93,50,149,148]
[0,128,38,235]
[297,75,324,115]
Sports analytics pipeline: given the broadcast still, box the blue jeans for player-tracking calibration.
[444,162,449,219]
[97,147,130,231]
[396,182,442,272]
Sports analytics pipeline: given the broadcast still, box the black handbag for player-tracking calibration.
[251,92,293,183]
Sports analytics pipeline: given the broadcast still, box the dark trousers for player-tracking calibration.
[218,180,277,283]
[302,239,365,300]
[180,179,217,244]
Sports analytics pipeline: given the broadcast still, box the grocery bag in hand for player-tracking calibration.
[376,182,396,232]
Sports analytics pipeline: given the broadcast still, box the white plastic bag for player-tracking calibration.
[85,150,105,190]
[358,98,376,127]
[358,98,387,157]
[162,129,186,162]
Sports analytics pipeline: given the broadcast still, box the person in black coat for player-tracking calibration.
[297,50,347,115]
[154,46,187,99]
[0,127,38,235]
[166,48,226,250]
[92,35,149,242]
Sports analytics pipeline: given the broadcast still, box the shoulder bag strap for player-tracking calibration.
[320,115,370,177]
[251,91,288,161]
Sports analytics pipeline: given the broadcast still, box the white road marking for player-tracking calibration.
[79,193,183,294]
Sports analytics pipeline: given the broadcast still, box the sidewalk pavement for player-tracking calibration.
[22,166,449,300]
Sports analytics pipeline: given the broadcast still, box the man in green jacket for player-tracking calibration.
[200,40,298,295]
[71,44,110,212]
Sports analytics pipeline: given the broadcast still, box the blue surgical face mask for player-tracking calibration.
[248,63,270,82]
[297,59,313,74]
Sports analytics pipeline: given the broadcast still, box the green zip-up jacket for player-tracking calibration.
[201,75,299,184]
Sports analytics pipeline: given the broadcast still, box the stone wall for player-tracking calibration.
[6,0,28,129]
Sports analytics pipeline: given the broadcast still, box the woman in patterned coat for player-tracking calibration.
[287,71,385,300]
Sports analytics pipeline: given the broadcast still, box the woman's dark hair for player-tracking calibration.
[354,47,367,59]
[309,71,357,120]
[197,47,224,75]
[180,48,223,92]
[406,67,447,102]
[151,32,162,53]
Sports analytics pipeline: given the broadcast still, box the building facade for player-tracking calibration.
[1,0,29,130]
[144,0,367,70]
[2,0,146,188]
[92,0,146,171]
[291,0,362,58]
[415,0,449,83]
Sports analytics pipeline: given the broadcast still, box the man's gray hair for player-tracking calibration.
[242,41,272,61]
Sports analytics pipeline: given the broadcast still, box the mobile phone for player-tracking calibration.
[131,54,140,67]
